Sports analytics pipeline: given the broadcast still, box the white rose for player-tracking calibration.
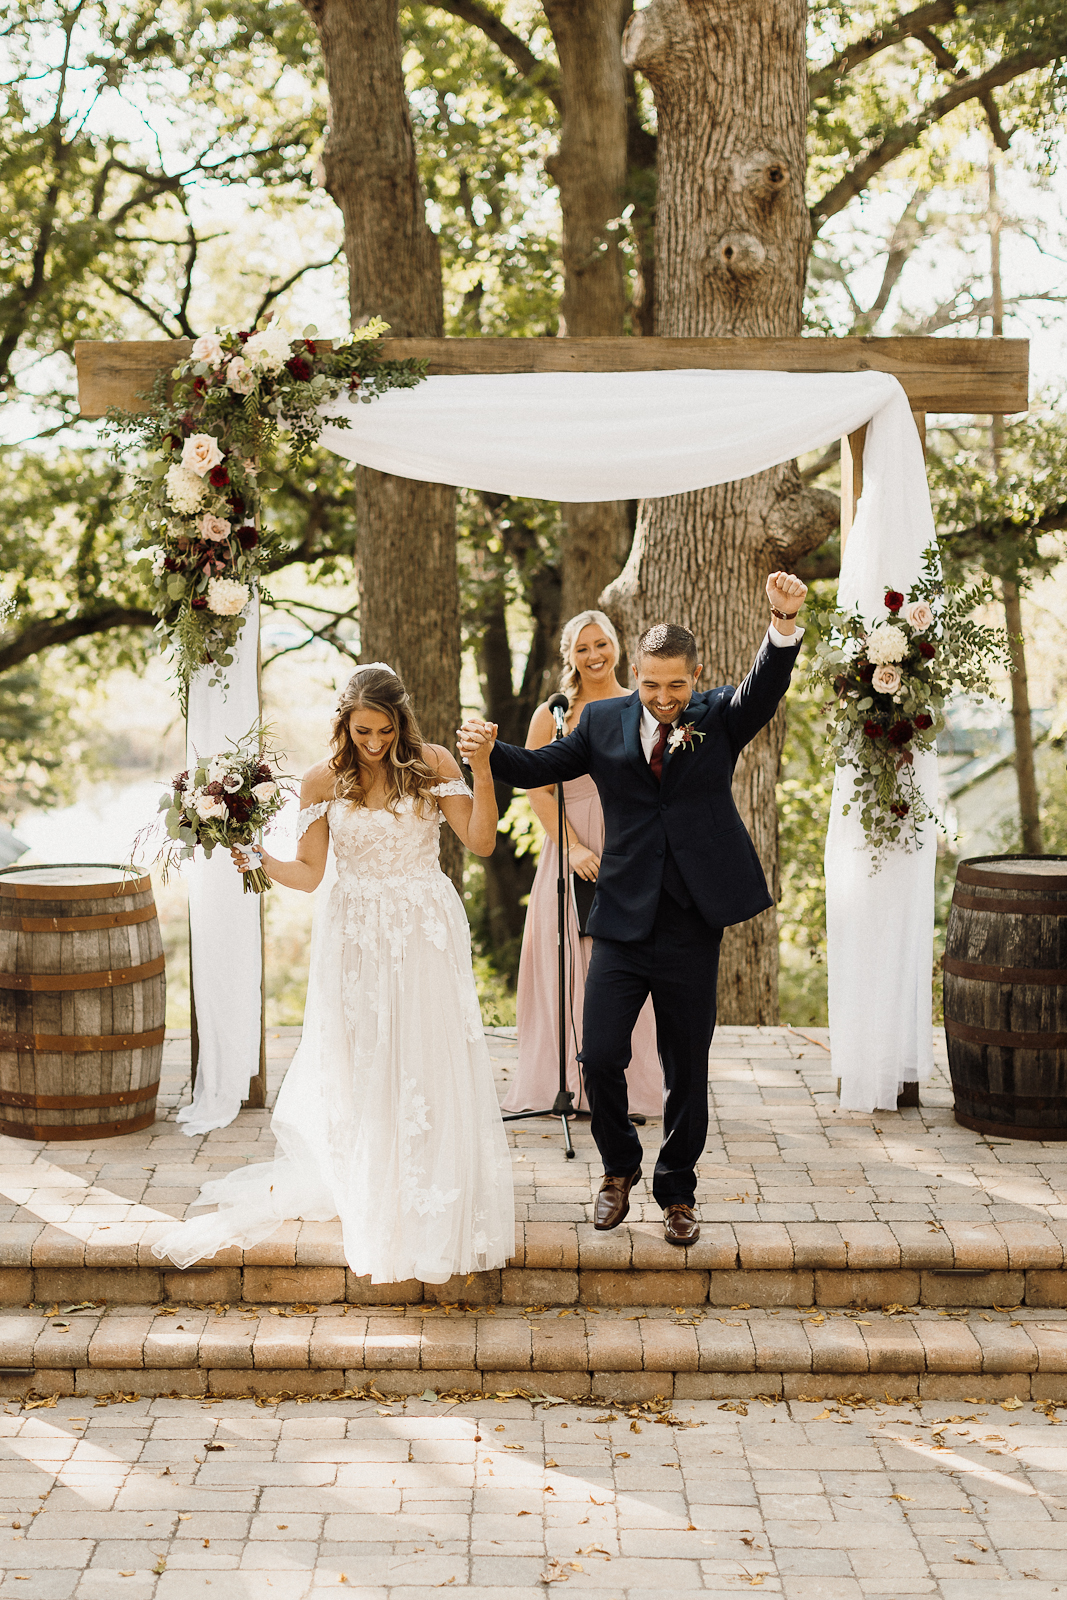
[150,547,166,575]
[193,791,227,820]
[905,600,934,633]
[225,357,255,394]
[181,433,225,478]
[199,513,231,543]
[191,333,224,366]
[243,327,293,374]
[865,622,909,665]
[206,576,250,616]
[222,773,243,793]
[165,462,206,514]
[251,780,278,802]
[871,663,902,695]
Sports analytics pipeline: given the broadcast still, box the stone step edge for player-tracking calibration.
[3,1306,1067,1386]
[5,1217,1065,1277]
[3,1367,1064,1406]
[5,1261,1066,1309]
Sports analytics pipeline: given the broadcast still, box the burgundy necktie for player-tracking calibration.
[649,720,670,781]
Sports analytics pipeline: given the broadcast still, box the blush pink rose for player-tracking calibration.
[225,358,255,395]
[199,514,231,543]
[905,600,934,632]
[871,663,902,695]
[191,333,224,366]
[182,433,224,478]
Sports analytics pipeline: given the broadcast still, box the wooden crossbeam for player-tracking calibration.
[75,335,1029,418]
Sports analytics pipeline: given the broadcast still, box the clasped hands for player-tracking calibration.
[456,717,497,776]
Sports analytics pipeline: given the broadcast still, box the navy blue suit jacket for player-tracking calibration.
[489,633,801,941]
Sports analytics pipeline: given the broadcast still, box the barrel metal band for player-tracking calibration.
[0,1026,165,1054]
[953,1108,1067,1143]
[0,954,165,992]
[952,889,1067,916]
[957,860,1067,893]
[0,874,152,902]
[0,1080,159,1111]
[0,904,157,933]
[944,954,1067,986]
[0,1106,157,1141]
[945,1016,1067,1049]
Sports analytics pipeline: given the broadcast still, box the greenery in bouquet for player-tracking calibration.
[107,316,427,706]
[154,729,293,894]
[807,546,1009,862]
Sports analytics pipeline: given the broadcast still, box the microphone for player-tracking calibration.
[546,692,569,736]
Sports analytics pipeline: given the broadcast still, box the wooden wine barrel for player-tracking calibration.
[944,855,1067,1139]
[0,864,165,1140]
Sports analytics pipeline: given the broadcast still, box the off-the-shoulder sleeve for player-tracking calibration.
[430,780,471,799]
[295,801,331,839]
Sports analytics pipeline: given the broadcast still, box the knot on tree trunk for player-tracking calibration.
[733,149,791,206]
[711,230,769,280]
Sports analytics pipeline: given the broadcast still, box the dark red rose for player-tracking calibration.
[286,355,312,381]
[174,770,188,792]
[888,719,914,747]
[917,639,935,659]
[226,796,253,824]
[163,433,181,452]
[237,526,258,550]
[885,590,904,612]
[192,376,207,396]
[348,376,362,392]
[914,712,933,731]
[254,763,272,783]
[209,465,230,488]
[191,596,208,609]
[863,719,884,739]
[229,495,245,517]
[163,556,180,573]
[238,330,250,342]
[180,411,195,433]
[858,661,875,683]
[304,338,318,354]
[890,801,910,819]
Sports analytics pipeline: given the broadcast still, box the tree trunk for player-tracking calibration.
[607,0,834,1023]
[301,0,461,877]
[1002,575,1044,854]
[543,0,634,620]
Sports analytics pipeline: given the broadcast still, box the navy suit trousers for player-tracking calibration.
[578,892,722,1208]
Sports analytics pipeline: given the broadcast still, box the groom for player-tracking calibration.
[459,572,807,1247]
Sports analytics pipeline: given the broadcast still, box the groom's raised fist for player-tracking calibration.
[766,571,807,621]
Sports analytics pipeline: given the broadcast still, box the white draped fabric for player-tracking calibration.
[320,368,937,1111]
[180,593,263,1135]
[183,369,935,1132]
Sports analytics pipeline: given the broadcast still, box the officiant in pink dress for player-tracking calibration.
[502,611,662,1118]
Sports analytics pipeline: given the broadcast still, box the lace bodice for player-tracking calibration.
[295,782,469,889]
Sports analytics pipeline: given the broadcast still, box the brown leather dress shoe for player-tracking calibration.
[594,1169,642,1230]
[663,1204,700,1246]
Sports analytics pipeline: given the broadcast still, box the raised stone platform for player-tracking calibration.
[2,1026,1066,1398]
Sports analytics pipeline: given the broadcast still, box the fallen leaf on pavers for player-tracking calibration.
[890,1494,914,1502]
[154,1307,177,1317]
[22,1396,57,1410]
[971,1541,988,1551]
[815,1410,835,1421]
[202,1539,210,1547]
[630,1421,642,1433]
[740,1571,767,1587]
[540,1560,570,1583]
[731,1303,751,1311]
[494,1425,505,1431]
[927,1222,944,1232]
[614,1452,630,1459]
[954,1557,976,1565]
[178,1515,191,1522]
[883,1305,909,1316]
[994,1305,1021,1314]
[435,1578,456,1587]
[517,1511,531,1517]
[717,1319,743,1326]
[567,1563,583,1573]
[1001,1397,1025,1411]
[61,1303,97,1315]
[576,1546,610,1557]
[718,1401,748,1416]
[204,1443,225,1451]
[545,1459,559,1468]
[119,1573,135,1578]
[50,1323,70,1332]
[592,1414,618,1423]
[504,1444,524,1451]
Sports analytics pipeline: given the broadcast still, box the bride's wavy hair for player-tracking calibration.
[558,609,621,711]
[330,666,440,814]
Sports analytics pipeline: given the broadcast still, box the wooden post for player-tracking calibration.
[243,614,269,1111]
[840,424,867,554]
[911,409,927,459]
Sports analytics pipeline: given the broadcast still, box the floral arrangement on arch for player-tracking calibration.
[808,547,1009,862]
[106,316,426,704]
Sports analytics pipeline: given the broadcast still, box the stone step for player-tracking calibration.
[4,1218,1066,1310]
[2,1303,1065,1406]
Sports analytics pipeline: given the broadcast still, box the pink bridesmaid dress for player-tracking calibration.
[503,772,663,1117]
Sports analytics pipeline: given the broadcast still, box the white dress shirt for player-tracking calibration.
[638,624,804,761]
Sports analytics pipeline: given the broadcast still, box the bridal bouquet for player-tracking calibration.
[808,547,1008,861]
[153,730,292,893]
[107,315,427,704]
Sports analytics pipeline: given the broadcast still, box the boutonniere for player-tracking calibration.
[667,722,705,754]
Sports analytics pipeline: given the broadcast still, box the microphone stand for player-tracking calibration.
[502,700,576,1158]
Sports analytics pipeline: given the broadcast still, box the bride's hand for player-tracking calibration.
[457,718,497,772]
[568,843,599,881]
[230,844,263,873]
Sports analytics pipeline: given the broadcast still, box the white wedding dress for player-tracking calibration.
[153,784,515,1284]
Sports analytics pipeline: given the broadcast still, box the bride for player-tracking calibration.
[153,663,514,1285]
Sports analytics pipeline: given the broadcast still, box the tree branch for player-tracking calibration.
[811,49,1056,228]
[807,0,1013,98]
[426,0,562,109]
[0,607,156,675]
[252,247,344,326]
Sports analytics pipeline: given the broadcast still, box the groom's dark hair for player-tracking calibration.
[635,622,699,671]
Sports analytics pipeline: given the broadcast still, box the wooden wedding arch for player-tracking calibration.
[76,333,1030,1108]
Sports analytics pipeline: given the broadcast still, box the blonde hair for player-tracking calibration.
[330,665,440,815]
[558,610,621,711]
